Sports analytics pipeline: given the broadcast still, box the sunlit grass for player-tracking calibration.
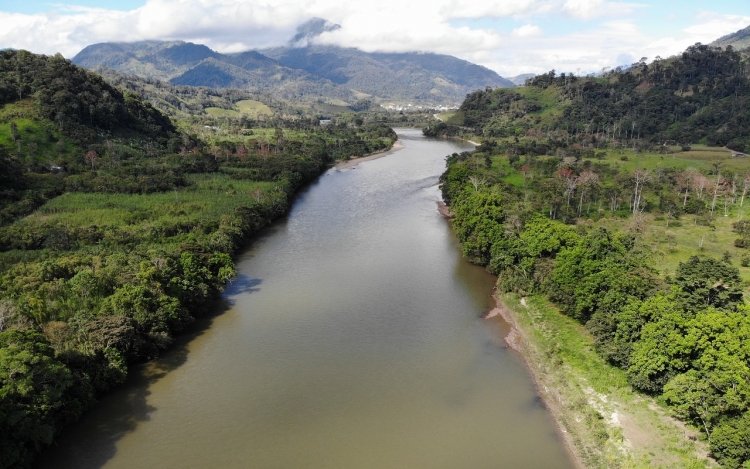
[20,174,277,228]
[235,100,273,118]
[205,107,240,118]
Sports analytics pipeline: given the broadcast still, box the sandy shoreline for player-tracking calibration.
[484,297,587,469]
[334,140,405,170]
[436,201,454,218]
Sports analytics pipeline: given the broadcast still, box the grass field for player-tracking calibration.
[205,107,241,118]
[20,174,278,229]
[0,174,283,271]
[235,100,273,118]
[0,101,77,164]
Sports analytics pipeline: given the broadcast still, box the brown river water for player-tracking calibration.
[35,129,574,469]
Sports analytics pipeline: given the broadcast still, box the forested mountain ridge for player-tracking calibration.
[1,49,175,144]
[260,45,514,102]
[71,18,514,105]
[428,43,750,152]
[0,49,179,225]
[73,41,358,104]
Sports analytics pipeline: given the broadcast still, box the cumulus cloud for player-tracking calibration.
[0,0,748,78]
[512,24,542,37]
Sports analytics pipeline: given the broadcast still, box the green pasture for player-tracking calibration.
[235,100,273,118]
[205,107,240,118]
[0,102,76,163]
[20,174,279,229]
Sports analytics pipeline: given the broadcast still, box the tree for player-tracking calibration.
[632,169,651,214]
[627,299,691,393]
[452,191,505,265]
[577,170,599,215]
[0,330,75,468]
[711,413,750,469]
[674,256,744,312]
[83,150,98,170]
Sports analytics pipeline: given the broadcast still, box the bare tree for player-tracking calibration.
[677,168,698,207]
[709,173,724,216]
[0,300,16,332]
[632,169,651,214]
[740,174,750,207]
[693,173,708,200]
[84,150,98,170]
[577,170,599,216]
[468,175,487,192]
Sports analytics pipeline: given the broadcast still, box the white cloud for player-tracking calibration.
[562,0,642,20]
[512,24,542,37]
[0,0,748,79]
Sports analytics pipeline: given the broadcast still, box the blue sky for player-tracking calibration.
[1,0,749,76]
[0,0,145,14]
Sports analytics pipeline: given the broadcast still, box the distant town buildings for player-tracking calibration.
[382,104,459,112]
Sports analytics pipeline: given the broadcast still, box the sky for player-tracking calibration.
[1,0,749,77]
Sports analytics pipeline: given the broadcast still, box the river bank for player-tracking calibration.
[488,293,715,469]
[334,140,405,169]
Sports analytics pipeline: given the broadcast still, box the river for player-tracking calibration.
[35,129,574,469]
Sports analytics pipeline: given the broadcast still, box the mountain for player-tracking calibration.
[72,40,219,81]
[711,24,750,51]
[261,45,514,102]
[72,40,357,103]
[507,73,536,86]
[290,17,341,47]
[71,18,514,105]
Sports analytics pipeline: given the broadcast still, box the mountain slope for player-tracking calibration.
[426,43,750,152]
[0,49,179,225]
[261,45,514,102]
[71,19,514,105]
[711,24,750,51]
[73,40,357,104]
[508,73,536,86]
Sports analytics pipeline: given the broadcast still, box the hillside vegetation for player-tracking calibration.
[0,50,397,468]
[428,44,750,152]
[434,42,750,468]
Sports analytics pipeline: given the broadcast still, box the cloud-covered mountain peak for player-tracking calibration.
[291,18,341,47]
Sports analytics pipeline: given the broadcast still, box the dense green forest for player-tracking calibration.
[426,44,750,152]
[435,44,750,468]
[0,50,397,468]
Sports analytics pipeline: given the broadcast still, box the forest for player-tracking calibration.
[0,50,397,468]
[436,43,750,468]
[426,44,750,152]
